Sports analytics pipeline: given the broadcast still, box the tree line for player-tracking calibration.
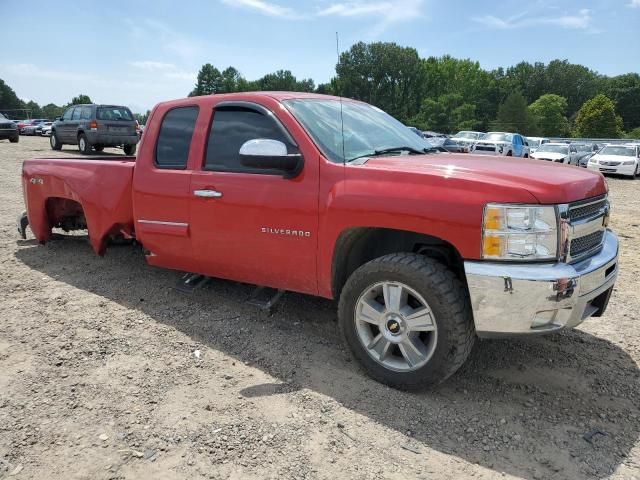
[188,42,640,139]
[2,41,639,138]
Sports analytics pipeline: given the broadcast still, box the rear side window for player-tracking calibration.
[204,107,293,173]
[97,106,133,121]
[155,106,199,169]
[80,106,92,120]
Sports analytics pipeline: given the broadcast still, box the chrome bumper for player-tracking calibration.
[464,230,618,337]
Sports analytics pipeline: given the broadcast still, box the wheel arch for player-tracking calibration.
[331,227,466,299]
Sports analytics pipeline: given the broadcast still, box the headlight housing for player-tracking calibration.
[482,204,558,260]
[622,161,635,165]
[589,157,598,163]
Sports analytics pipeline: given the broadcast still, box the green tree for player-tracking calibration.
[41,103,64,120]
[68,94,92,105]
[605,73,640,131]
[253,70,314,92]
[528,94,569,137]
[625,127,640,140]
[574,94,622,138]
[0,79,25,118]
[190,63,223,96]
[491,92,539,135]
[25,100,43,118]
[411,93,477,133]
[336,41,424,122]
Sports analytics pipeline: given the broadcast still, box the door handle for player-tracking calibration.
[193,189,223,198]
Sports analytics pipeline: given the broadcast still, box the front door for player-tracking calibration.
[189,102,319,295]
[57,107,75,142]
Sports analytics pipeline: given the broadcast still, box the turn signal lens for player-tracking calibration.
[482,234,504,257]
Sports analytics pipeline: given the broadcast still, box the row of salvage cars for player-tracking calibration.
[436,130,640,178]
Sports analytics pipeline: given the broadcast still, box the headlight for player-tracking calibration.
[589,157,597,163]
[482,204,557,260]
[622,161,635,165]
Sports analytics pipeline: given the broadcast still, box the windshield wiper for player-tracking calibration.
[374,146,427,156]
[347,146,428,163]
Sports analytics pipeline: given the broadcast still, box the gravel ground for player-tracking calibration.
[1,136,639,480]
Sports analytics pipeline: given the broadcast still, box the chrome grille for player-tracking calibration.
[565,195,608,262]
[570,230,604,257]
[474,145,495,152]
[569,198,607,221]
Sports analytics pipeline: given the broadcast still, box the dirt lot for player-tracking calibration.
[0,136,639,480]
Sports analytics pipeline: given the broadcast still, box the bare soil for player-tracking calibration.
[1,136,639,480]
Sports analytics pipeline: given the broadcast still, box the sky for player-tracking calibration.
[2,0,639,113]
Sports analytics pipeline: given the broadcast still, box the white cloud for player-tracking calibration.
[129,61,177,71]
[319,0,424,35]
[219,0,299,18]
[628,0,640,7]
[218,0,423,34]
[473,9,592,30]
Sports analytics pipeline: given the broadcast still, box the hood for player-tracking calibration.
[357,153,606,204]
[475,140,509,146]
[593,154,636,162]
[531,151,567,161]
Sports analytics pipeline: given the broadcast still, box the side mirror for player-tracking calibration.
[239,139,303,179]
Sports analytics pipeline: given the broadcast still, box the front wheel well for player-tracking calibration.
[331,227,465,299]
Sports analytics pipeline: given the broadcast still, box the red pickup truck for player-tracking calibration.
[18,92,619,389]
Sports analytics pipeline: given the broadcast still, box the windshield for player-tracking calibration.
[453,131,474,139]
[528,139,540,148]
[600,146,636,157]
[283,99,432,162]
[574,144,591,152]
[537,144,569,154]
[484,132,512,142]
[97,106,133,121]
[0,113,6,120]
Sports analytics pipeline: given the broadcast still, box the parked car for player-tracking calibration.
[40,122,53,136]
[587,144,640,178]
[471,132,529,157]
[50,104,138,155]
[572,143,600,167]
[450,131,484,152]
[526,137,550,153]
[441,137,466,153]
[407,126,424,138]
[22,119,49,136]
[17,120,32,134]
[530,143,580,165]
[18,92,619,389]
[0,113,19,143]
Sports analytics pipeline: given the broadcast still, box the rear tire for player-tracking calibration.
[9,135,19,143]
[50,131,62,150]
[338,253,475,390]
[123,144,136,156]
[78,133,91,155]
[506,150,513,156]
[94,145,104,152]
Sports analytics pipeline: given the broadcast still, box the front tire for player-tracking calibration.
[123,144,136,156]
[9,135,19,143]
[50,132,62,150]
[94,145,104,152]
[78,133,91,155]
[338,253,475,390]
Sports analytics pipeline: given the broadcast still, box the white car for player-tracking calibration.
[526,136,550,154]
[471,132,528,157]
[587,144,640,178]
[40,122,53,136]
[530,143,580,165]
[450,131,485,152]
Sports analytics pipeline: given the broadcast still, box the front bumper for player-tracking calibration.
[588,163,635,176]
[464,230,618,337]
